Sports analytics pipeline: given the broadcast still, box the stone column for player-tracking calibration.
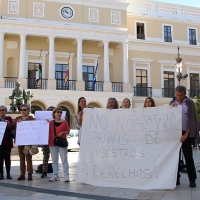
[76,38,85,91]
[18,34,27,88]
[103,40,112,92]
[47,36,56,90]
[0,32,5,87]
[122,42,131,93]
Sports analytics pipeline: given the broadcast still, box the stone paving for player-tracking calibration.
[0,148,200,200]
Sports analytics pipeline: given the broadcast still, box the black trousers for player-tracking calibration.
[0,145,11,175]
[178,132,196,181]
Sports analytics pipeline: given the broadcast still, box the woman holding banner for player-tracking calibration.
[75,97,86,145]
[0,105,13,180]
[106,98,119,109]
[49,107,70,182]
[121,98,131,108]
[144,97,156,107]
[11,104,35,181]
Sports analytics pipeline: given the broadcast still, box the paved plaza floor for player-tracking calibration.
[0,148,200,200]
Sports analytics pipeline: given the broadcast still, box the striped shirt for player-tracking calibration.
[175,98,188,131]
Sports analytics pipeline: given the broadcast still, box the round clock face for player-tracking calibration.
[60,6,74,19]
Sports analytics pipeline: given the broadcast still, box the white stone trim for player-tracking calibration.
[131,57,153,64]
[33,2,45,17]
[82,53,100,60]
[89,8,99,23]
[59,5,75,20]
[111,11,121,25]
[162,23,173,43]
[8,0,19,15]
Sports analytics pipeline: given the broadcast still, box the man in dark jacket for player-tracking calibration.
[170,85,199,188]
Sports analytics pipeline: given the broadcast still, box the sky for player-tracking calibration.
[155,0,200,8]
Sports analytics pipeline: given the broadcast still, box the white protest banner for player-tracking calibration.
[76,106,182,190]
[15,120,49,145]
[0,122,7,144]
[35,111,66,120]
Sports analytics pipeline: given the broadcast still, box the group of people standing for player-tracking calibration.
[0,85,199,188]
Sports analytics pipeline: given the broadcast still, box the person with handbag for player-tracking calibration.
[0,105,13,180]
[48,107,70,182]
[11,104,35,181]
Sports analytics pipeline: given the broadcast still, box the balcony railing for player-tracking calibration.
[4,77,18,88]
[188,89,199,98]
[137,33,145,40]
[134,87,152,97]
[56,79,76,90]
[85,81,103,91]
[112,82,123,92]
[164,37,172,42]
[162,88,175,98]
[189,39,197,45]
[27,78,47,89]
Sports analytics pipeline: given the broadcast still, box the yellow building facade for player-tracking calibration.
[0,0,200,127]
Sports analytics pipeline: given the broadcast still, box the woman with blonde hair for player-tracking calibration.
[48,107,70,182]
[121,98,131,109]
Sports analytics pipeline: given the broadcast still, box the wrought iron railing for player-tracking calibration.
[112,82,123,92]
[4,77,18,88]
[164,37,172,42]
[27,78,47,89]
[162,88,175,98]
[189,39,197,45]
[188,89,199,98]
[134,87,152,97]
[56,79,76,90]
[137,33,145,40]
[85,81,103,91]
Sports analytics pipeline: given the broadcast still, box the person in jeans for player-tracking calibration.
[0,105,13,180]
[48,107,70,182]
[170,85,199,188]
[41,106,55,178]
[11,104,35,181]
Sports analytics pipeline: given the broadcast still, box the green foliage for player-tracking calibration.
[194,94,200,121]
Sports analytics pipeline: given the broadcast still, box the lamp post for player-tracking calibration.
[175,46,188,85]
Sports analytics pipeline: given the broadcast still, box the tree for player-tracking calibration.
[194,95,200,121]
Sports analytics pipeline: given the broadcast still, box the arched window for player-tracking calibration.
[31,105,42,115]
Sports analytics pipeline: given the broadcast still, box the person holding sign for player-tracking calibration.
[144,97,156,107]
[48,107,70,182]
[75,97,86,145]
[0,105,13,180]
[170,85,199,188]
[106,98,119,109]
[11,104,35,181]
[121,98,131,108]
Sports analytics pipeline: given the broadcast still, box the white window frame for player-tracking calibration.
[187,27,198,45]
[135,20,146,40]
[162,24,173,43]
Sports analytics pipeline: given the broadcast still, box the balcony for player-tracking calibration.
[164,37,172,42]
[188,89,199,98]
[162,88,175,98]
[189,39,197,45]
[27,78,47,89]
[112,82,123,92]
[137,33,145,40]
[85,81,103,91]
[56,79,76,90]
[4,77,18,88]
[134,87,152,97]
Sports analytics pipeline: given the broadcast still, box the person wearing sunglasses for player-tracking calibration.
[11,104,35,181]
[41,106,55,178]
[48,107,70,182]
[0,105,13,180]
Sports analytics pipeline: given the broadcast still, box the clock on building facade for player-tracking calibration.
[60,6,75,19]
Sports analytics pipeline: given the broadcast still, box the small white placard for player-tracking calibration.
[0,122,7,144]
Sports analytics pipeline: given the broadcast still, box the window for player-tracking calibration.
[83,65,94,91]
[55,64,68,90]
[135,69,148,96]
[190,73,199,98]
[28,62,40,89]
[164,26,172,42]
[189,29,197,45]
[163,71,175,97]
[136,23,145,40]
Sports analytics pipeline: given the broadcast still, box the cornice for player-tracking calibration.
[131,57,153,64]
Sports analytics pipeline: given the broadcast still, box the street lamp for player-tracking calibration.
[176,46,188,85]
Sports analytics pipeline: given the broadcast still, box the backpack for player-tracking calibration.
[35,163,53,174]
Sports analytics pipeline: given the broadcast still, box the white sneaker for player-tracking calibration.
[49,175,59,182]
[65,175,70,182]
